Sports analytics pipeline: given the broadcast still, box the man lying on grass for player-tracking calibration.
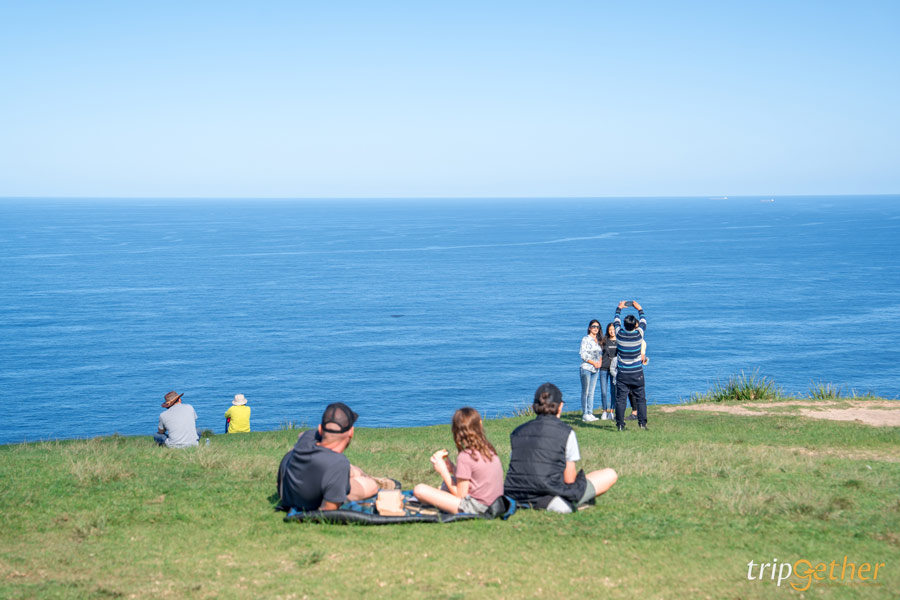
[277,402,399,511]
[504,383,618,513]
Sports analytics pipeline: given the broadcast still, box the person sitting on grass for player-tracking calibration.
[504,383,618,513]
[224,393,251,433]
[277,402,400,512]
[154,390,200,448]
[413,407,504,515]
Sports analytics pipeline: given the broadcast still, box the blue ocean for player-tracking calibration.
[1,196,898,445]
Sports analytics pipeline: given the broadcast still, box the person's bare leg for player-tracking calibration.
[348,464,379,500]
[349,463,400,492]
[413,484,461,514]
[586,468,618,497]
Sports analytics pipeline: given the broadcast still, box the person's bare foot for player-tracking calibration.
[371,476,401,490]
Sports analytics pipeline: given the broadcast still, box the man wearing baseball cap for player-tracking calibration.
[277,402,400,511]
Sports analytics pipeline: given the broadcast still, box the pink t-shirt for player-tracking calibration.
[455,449,503,506]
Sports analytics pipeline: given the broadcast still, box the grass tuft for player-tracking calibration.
[689,370,780,403]
[808,381,844,400]
[297,550,324,567]
[509,404,534,418]
[72,512,108,540]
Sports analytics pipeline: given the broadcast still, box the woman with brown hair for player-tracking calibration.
[413,407,504,514]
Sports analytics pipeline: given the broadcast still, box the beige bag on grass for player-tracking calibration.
[375,490,405,516]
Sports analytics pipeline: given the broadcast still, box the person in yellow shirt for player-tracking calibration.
[225,393,251,433]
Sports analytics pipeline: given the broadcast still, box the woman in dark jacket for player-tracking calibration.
[599,323,617,421]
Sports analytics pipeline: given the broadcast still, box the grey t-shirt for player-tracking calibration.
[158,403,199,448]
[277,429,352,511]
[565,430,580,462]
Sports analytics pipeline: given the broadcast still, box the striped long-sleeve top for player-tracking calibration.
[614,307,647,374]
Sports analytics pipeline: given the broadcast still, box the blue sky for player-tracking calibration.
[1,1,897,198]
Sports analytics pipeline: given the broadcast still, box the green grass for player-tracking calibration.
[1,399,898,599]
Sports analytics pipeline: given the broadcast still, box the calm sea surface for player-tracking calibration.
[1,196,898,444]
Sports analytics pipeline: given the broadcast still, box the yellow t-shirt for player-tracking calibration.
[224,405,251,433]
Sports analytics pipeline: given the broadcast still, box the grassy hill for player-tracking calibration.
[1,398,897,599]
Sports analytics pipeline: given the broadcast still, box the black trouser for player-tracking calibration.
[615,369,646,426]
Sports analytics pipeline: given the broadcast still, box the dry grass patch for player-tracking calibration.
[662,399,900,427]
[71,511,108,540]
[788,445,900,463]
[224,453,278,479]
[174,444,229,470]
[65,440,134,485]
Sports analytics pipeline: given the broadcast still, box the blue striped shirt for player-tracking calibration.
[614,307,646,372]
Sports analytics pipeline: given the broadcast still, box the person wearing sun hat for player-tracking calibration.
[154,390,200,448]
[224,393,251,434]
[277,402,401,511]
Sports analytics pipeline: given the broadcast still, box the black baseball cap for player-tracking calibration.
[321,402,358,434]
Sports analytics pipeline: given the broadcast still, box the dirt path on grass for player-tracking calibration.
[659,400,900,427]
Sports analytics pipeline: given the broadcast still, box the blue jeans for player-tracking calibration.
[598,369,616,411]
[154,430,202,446]
[579,367,599,415]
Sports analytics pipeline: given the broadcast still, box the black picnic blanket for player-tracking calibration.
[283,491,516,525]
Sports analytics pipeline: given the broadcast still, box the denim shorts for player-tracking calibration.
[458,495,491,514]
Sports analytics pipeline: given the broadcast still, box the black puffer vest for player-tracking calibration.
[504,414,587,507]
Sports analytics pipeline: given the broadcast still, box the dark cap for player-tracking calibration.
[321,402,358,434]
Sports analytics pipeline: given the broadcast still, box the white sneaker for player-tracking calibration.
[600,412,609,421]
[546,496,574,513]
[583,413,599,422]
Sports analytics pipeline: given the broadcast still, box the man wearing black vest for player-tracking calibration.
[504,383,618,513]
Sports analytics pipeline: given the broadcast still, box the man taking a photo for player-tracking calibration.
[614,301,648,431]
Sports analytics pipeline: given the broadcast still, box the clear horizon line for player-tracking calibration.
[1,193,898,201]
